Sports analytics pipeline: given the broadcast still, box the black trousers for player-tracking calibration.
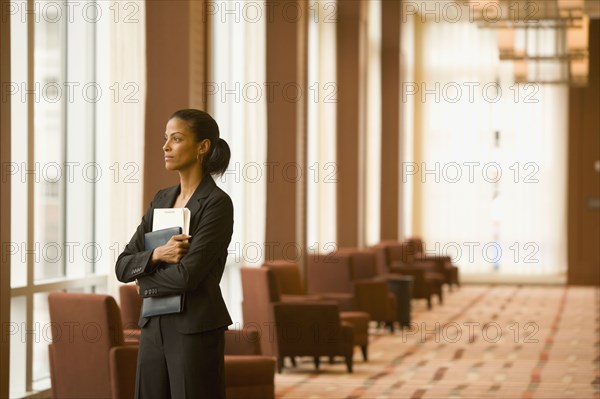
[134,316,226,399]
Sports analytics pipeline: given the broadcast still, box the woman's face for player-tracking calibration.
[163,118,207,171]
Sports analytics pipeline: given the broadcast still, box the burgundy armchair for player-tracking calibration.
[48,292,138,399]
[307,251,397,332]
[372,241,444,309]
[119,283,142,342]
[262,260,370,359]
[405,237,460,290]
[223,329,276,399]
[241,267,355,373]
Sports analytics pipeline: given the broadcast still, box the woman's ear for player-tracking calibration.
[198,139,211,156]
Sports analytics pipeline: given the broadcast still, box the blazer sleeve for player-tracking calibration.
[114,199,157,283]
[136,194,234,298]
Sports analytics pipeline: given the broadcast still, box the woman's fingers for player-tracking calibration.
[158,235,191,263]
[172,234,192,241]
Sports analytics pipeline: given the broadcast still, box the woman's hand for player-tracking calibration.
[151,234,191,264]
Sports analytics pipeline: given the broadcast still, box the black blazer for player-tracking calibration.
[115,175,234,333]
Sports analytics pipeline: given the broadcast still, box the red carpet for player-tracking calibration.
[275,285,600,399]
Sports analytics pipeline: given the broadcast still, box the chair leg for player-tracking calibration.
[277,356,284,373]
[313,356,320,370]
[345,356,353,373]
[290,356,297,367]
[361,345,368,361]
[427,296,432,309]
[329,356,334,364]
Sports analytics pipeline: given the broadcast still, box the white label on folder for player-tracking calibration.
[153,208,191,234]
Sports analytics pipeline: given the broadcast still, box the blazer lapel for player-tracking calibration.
[150,176,216,231]
[153,185,180,209]
[185,175,216,218]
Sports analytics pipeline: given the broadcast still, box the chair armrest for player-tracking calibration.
[225,356,276,399]
[225,329,262,355]
[315,292,355,311]
[280,294,324,302]
[273,302,354,356]
[415,254,452,263]
[109,345,139,399]
[389,261,432,274]
[353,280,396,322]
[225,355,276,386]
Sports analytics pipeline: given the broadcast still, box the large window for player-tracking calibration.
[211,1,267,325]
[407,7,568,278]
[307,0,337,251]
[9,1,110,396]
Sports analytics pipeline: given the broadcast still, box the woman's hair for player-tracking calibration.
[169,109,230,176]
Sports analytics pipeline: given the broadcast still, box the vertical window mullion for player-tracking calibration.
[61,2,68,279]
[91,0,97,277]
[24,0,35,392]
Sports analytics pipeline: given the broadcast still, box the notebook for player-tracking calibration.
[140,208,191,318]
[152,208,191,235]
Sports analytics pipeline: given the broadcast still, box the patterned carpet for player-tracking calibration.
[275,285,600,399]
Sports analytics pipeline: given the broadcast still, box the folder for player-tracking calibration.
[141,219,188,317]
[144,226,183,268]
[141,293,183,318]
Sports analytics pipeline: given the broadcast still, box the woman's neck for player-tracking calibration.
[178,167,204,200]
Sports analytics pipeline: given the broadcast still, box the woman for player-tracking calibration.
[115,109,234,398]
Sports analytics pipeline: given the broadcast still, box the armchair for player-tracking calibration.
[405,236,460,290]
[372,241,444,309]
[308,251,397,332]
[224,329,276,399]
[241,267,355,373]
[47,292,138,399]
[262,260,369,359]
[339,247,411,328]
[119,283,142,342]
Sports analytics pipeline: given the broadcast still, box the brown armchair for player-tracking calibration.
[241,267,355,373]
[405,237,460,290]
[372,241,444,309]
[119,283,142,342]
[308,251,397,332]
[47,292,138,399]
[224,329,276,399]
[339,248,406,328]
[262,260,370,360]
[263,260,353,305]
